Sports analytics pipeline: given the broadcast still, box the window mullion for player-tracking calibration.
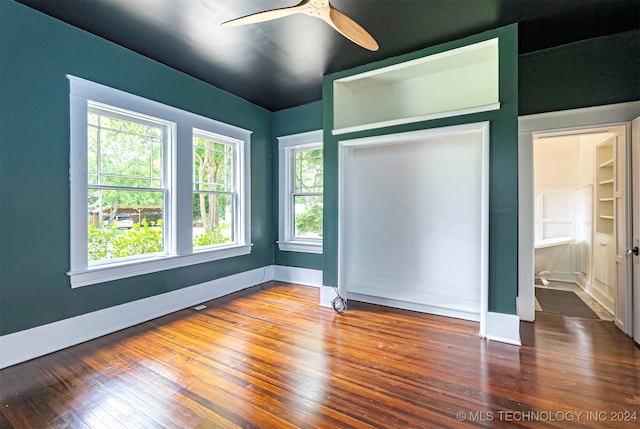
[70,93,90,271]
[174,123,193,256]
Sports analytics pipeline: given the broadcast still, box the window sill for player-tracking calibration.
[68,244,252,288]
[277,240,323,254]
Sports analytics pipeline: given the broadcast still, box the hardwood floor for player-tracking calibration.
[1,282,639,428]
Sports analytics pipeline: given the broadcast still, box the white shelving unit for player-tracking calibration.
[592,137,616,312]
[595,140,615,235]
[332,38,500,135]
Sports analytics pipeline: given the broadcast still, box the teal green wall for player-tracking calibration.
[0,1,273,335]
[272,101,323,269]
[2,0,637,337]
[519,29,640,115]
[322,25,519,315]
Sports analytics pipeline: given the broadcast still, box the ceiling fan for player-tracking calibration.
[221,0,379,51]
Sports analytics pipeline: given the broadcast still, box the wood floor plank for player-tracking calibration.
[1,282,639,428]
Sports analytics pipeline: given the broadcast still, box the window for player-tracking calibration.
[87,103,169,263]
[68,76,251,288]
[192,131,239,249]
[278,130,323,254]
[292,148,323,239]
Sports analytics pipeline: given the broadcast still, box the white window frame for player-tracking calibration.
[86,102,172,265]
[277,130,323,254]
[68,76,252,288]
[192,129,244,251]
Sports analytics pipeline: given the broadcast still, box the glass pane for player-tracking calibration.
[88,126,98,175]
[193,137,233,192]
[294,195,323,239]
[87,188,164,263]
[192,192,234,248]
[99,115,157,137]
[152,140,162,180]
[90,111,164,187]
[99,131,151,179]
[294,149,323,193]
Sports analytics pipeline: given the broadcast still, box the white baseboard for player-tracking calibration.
[319,286,339,308]
[1,265,521,368]
[583,282,614,314]
[347,292,481,322]
[486,312,522,345]
[344,292,521,347]
[517,295,535,322]
[0,266,274,369]
[271,266,322,287]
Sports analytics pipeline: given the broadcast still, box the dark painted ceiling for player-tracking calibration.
[17,0,640,111]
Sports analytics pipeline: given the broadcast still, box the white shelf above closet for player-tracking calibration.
[333,38,500,135]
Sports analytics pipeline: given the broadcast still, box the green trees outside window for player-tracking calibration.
[86,111,236,262]
[293,148,323,239]
[192,133,236,248]
[87,107,167,262]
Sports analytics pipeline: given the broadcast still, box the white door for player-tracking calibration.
[632,117,640,344]
[613,129,631,333]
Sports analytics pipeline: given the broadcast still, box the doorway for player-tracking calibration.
[518,101,639,337]
[532,127,626,323]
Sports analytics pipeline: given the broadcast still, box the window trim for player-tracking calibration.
[68,75,252,288]
[277,130,323,254]
[192,129,243,250]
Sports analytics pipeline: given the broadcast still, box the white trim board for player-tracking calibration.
[343,293,520,345]
[0,264,522,369]
[277,130,324,255]
[288,269,520,344]
[347,292,480,322]
[0,266,273,369]
[486,312,521,345]
[272,265,323,287]
[0,265,323,369]
[332,103,500,136]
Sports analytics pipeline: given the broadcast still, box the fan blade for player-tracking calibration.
[221,2,308,27]
[323,6,379,51]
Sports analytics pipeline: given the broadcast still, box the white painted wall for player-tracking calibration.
[578,136,596,187]
[534,136,581,189]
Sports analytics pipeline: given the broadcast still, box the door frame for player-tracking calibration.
[518,101,640,327]
[632,117,640,344]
